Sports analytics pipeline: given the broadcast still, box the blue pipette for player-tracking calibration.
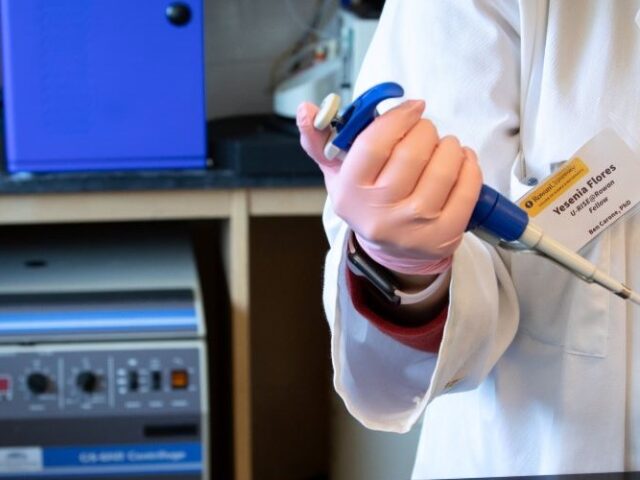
[313,82,640,304]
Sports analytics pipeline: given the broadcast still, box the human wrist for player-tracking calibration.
[354,233,453,276]
[347,232,451,307]
[389,270,446,297]
[346,265,449,351]
[346,257,451,328]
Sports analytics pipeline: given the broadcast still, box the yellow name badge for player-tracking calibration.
[517,129,640,252]
[520,158,591,217]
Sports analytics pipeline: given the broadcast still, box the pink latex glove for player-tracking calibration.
[297,99,483,275]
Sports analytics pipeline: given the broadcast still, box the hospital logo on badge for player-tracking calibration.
[519,157,589,217]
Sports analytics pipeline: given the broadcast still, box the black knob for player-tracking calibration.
[76,371,98,393]
[166,2,192,26]
[27,373,49,395]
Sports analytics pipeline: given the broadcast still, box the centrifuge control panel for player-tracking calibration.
[0,345,204,418]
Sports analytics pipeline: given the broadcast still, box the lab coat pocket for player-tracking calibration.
[510,232,611,358]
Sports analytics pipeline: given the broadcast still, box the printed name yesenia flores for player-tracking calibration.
[552,165,617,218]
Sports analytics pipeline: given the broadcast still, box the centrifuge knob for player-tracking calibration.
[27,373,49,395]
[76,371,98,393]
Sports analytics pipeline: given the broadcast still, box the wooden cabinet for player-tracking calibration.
[0,187,329,480]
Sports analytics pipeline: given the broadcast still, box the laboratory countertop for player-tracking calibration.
[0,168,324,195]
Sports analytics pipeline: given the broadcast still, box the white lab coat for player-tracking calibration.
[323,1,640,478]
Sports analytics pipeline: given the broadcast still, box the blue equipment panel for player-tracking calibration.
[1,0,206,172]
[0,343,207,480]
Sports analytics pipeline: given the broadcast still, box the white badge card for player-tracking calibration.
[518,129,640,252]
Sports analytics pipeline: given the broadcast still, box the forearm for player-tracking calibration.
[349,234,451,327]
[367,269,451,327]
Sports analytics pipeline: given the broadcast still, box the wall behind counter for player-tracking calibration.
[205,0,325,119]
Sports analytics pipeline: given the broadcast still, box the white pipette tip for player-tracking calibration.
[520,223,640,306]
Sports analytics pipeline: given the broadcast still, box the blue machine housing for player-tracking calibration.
[1,0,207,173]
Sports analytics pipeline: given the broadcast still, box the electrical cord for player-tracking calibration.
[285,0,336,40]
[270,0,339,92]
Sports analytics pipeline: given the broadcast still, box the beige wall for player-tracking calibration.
[205,0,323,118]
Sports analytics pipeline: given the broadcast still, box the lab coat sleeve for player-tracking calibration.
[324,0,522,434]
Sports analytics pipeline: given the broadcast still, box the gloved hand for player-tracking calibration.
[297,99,483,276]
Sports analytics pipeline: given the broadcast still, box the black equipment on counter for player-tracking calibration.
[208,115,322,178]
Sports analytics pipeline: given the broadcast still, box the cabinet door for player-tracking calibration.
[2,0,206,172]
